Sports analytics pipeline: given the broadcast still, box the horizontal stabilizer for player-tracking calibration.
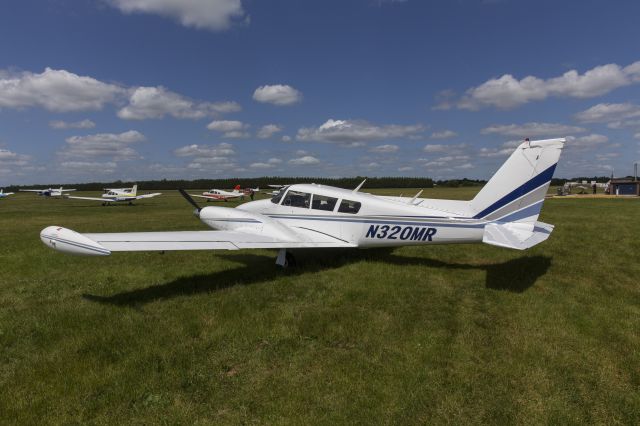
[483,221,554,250]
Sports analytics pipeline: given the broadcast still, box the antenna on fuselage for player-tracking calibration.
[408,189,423,204]
[353,179,366,193]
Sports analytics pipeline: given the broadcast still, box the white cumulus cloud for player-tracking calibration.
[49,119,96,129]
[574,102,640,129]
[297,119,425,146]
[289,155,320,165]
[60,161,118,174]
[118,86,240,120]
[430,130,457,139]
[61,130,145,161]
[207,120,249,138]
[0,68,123,112]
[565,134,609,150]
[107,0,247,31]
[0,149,31,176]
[174,142,235,158]
[449,60,640,110]
[253,84,302,106]
[481,122,586,138]
[369,144,399,153]
[249,158,282,169]
[257,124,282,139]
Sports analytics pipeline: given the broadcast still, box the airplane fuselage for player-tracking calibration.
[196,184,486,248]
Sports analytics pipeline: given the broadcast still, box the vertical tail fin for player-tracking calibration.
[234,185,241,192]
[131,185,138,196]
[471,138,565,226]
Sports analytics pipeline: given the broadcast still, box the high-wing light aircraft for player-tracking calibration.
[192,185,245,202]
[64,185,161,206]
[0,189,15,199]
[20,187,76,197]
[41,138,565,267]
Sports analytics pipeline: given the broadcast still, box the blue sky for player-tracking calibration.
[1,0,640,185]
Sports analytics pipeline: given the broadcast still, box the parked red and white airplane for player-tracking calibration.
[192,185,245,202]
[41,138,565,267]
[0,189,15,199]
[20,186,76,197]
[64,185,161,206]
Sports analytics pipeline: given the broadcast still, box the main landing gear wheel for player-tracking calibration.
[285,252,296,268]
[276,249,296,268]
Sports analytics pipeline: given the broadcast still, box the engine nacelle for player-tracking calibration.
[199,206,299,242]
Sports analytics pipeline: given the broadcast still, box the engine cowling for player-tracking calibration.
[199,206,300,242]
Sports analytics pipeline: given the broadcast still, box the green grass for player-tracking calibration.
[1,189,639,424]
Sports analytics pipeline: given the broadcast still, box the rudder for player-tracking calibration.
[471,138,565,226]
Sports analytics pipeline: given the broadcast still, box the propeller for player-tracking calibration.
[178,189,202,217]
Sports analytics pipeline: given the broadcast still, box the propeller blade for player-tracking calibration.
[178,189,201,212]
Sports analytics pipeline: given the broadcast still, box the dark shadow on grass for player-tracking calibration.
[82,249,552,306]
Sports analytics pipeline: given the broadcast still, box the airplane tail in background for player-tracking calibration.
[131,185,138,196]
[234,185,241,192]
[472,138,565,250]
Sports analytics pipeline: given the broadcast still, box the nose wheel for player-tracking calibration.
[276,249,296,268]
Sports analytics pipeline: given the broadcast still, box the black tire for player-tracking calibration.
[284,251,297,268]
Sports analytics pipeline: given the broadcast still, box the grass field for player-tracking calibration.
[1,188,639,424]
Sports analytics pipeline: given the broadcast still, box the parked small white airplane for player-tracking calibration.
[20,187,76,197]
[64,185,161,206]
[41,138,565,267]
[0,189,15,199]
[192,185,245,202]
[558,180,608,195]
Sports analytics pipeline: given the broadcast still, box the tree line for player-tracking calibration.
[5,176,440,192]
[8,175,624,192]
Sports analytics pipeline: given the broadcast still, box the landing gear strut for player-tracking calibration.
[276,249,296,268]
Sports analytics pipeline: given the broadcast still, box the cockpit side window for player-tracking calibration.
[337,199,361,214]
[282,190,311,208]
[311,194,338,211]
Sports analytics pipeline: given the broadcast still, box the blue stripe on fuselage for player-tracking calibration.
[268,215,485,228]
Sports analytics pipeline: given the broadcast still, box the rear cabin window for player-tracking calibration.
[338,199,361,214]
[282,190,311,208]
[311,194,338,211]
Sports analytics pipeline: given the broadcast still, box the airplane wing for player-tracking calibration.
[20,189,43,192]
[61,189,76,192]
[135,192,162,199]
[65,195,112,202]
[191,194,232,199]
[41,226,355,255]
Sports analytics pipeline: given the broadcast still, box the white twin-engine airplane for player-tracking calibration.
[0,189,15,199]
[192,185,246,202]
[41,138,565,267]
[64,185,162,206]
[20,186,76,197]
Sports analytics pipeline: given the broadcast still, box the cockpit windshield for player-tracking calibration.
[270,186,288,204]
[282,190,311,208]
